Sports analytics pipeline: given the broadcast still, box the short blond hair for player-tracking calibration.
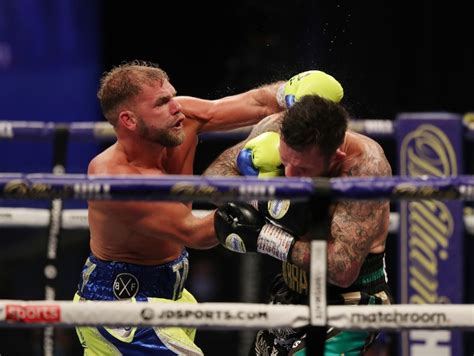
[97,60,169,126]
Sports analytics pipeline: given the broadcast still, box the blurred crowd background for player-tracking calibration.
[0,1,472,355]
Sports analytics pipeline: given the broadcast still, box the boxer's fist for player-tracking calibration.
[214,202,265,253]
[256,196,332,237]
[214,202,295,261]
[236,132,283,177]
[277,70,344,108]
[259,199,313,236]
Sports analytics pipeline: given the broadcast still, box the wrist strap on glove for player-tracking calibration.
[276,83,286,109]
[257,223,295,261]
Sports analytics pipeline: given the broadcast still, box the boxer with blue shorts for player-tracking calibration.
[78,61,330,354]
[74,250,203,355]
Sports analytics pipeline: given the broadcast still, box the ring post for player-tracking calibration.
[43,124,70,356]
[397,113,464,356]
[307,240,327,355]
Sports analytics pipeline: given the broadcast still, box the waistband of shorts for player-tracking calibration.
[347,252,386,290]
[77,249,189,301]
[329,252,388,296]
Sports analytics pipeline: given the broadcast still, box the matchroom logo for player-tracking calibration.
[350,311,447,326]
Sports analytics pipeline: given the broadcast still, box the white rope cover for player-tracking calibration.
[0,300,472,330]
[1,208,474,235]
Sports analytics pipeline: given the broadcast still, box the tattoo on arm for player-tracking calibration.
[245,113,283,138]
[327,150,391,286]
[289,241,310,269]
[203,143,244,176]
[203,113,284,176]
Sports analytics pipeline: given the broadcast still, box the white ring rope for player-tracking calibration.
[0,300,472,330]
[1,208,473,235]
[2,118,473,140]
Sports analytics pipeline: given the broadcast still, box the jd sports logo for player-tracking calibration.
[113,273,139,299]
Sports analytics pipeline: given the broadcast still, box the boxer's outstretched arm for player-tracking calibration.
[90,199,218,251]
[88,162,219,250]
[176,82,284,133]
[178,68,341,133]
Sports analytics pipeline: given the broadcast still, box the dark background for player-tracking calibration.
[103,1,473,118]
[0,1,473,355]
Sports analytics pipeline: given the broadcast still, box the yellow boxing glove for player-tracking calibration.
[236,132,283,178]
[277,70,344,108]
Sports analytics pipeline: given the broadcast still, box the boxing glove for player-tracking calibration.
[258,199,313,236]
[256,195,332,237]
[214,202,295,261]
[236,131,283,177]
[277,70,344,108]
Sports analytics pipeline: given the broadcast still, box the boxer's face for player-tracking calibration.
[279,139,330,177]
[133,80,185,146]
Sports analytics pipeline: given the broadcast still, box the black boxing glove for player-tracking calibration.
[257,199,313,236]
[253,197,331,237]
[214,202,295,261]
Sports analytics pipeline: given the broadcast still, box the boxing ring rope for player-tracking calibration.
[1,172,473,331]
[2,173,474,201]
[2,207,474,235]
[2,117,474,141]
[1,300,472,330]
[2,117,474,355]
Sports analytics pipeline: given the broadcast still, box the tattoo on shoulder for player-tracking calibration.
[204,113,284,177]
[346,144,392,177]
[246,113,283,139]
[327,143,391,284]
[203,143,242,176]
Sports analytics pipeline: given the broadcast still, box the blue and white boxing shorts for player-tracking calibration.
[73,249,203,355]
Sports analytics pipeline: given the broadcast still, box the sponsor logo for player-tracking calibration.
[140,308,268,321]
[113,273,139,299]
[398,123,458,200]
[6,304,60,323]
[239,184,276,198]
[73,182,111,199]
[225,233,246,253]
[350,311,447,325]
[409,330,451,354]
[399,123,458,353]
[267,200,290,220]
[393,183,458,200]
[141,308,154,320]
[400,124,457,177]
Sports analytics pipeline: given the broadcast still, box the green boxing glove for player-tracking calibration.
[277,70,344,108]
[236,131,283,178]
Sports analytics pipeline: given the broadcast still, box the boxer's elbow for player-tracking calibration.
[182,213,219,250]
[329,272,358,289]
[328,261,361,288]
[188,237,220,250]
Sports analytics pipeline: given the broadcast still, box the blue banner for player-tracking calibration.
[397,113,464,356]
[0,0,102,175]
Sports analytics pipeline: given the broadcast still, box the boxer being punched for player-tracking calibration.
[209,92,393,355]
[73,60,329,355]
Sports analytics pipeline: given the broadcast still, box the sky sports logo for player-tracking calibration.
[141,308,268,321]
[5,304,60,323]
[350,311,447,325]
